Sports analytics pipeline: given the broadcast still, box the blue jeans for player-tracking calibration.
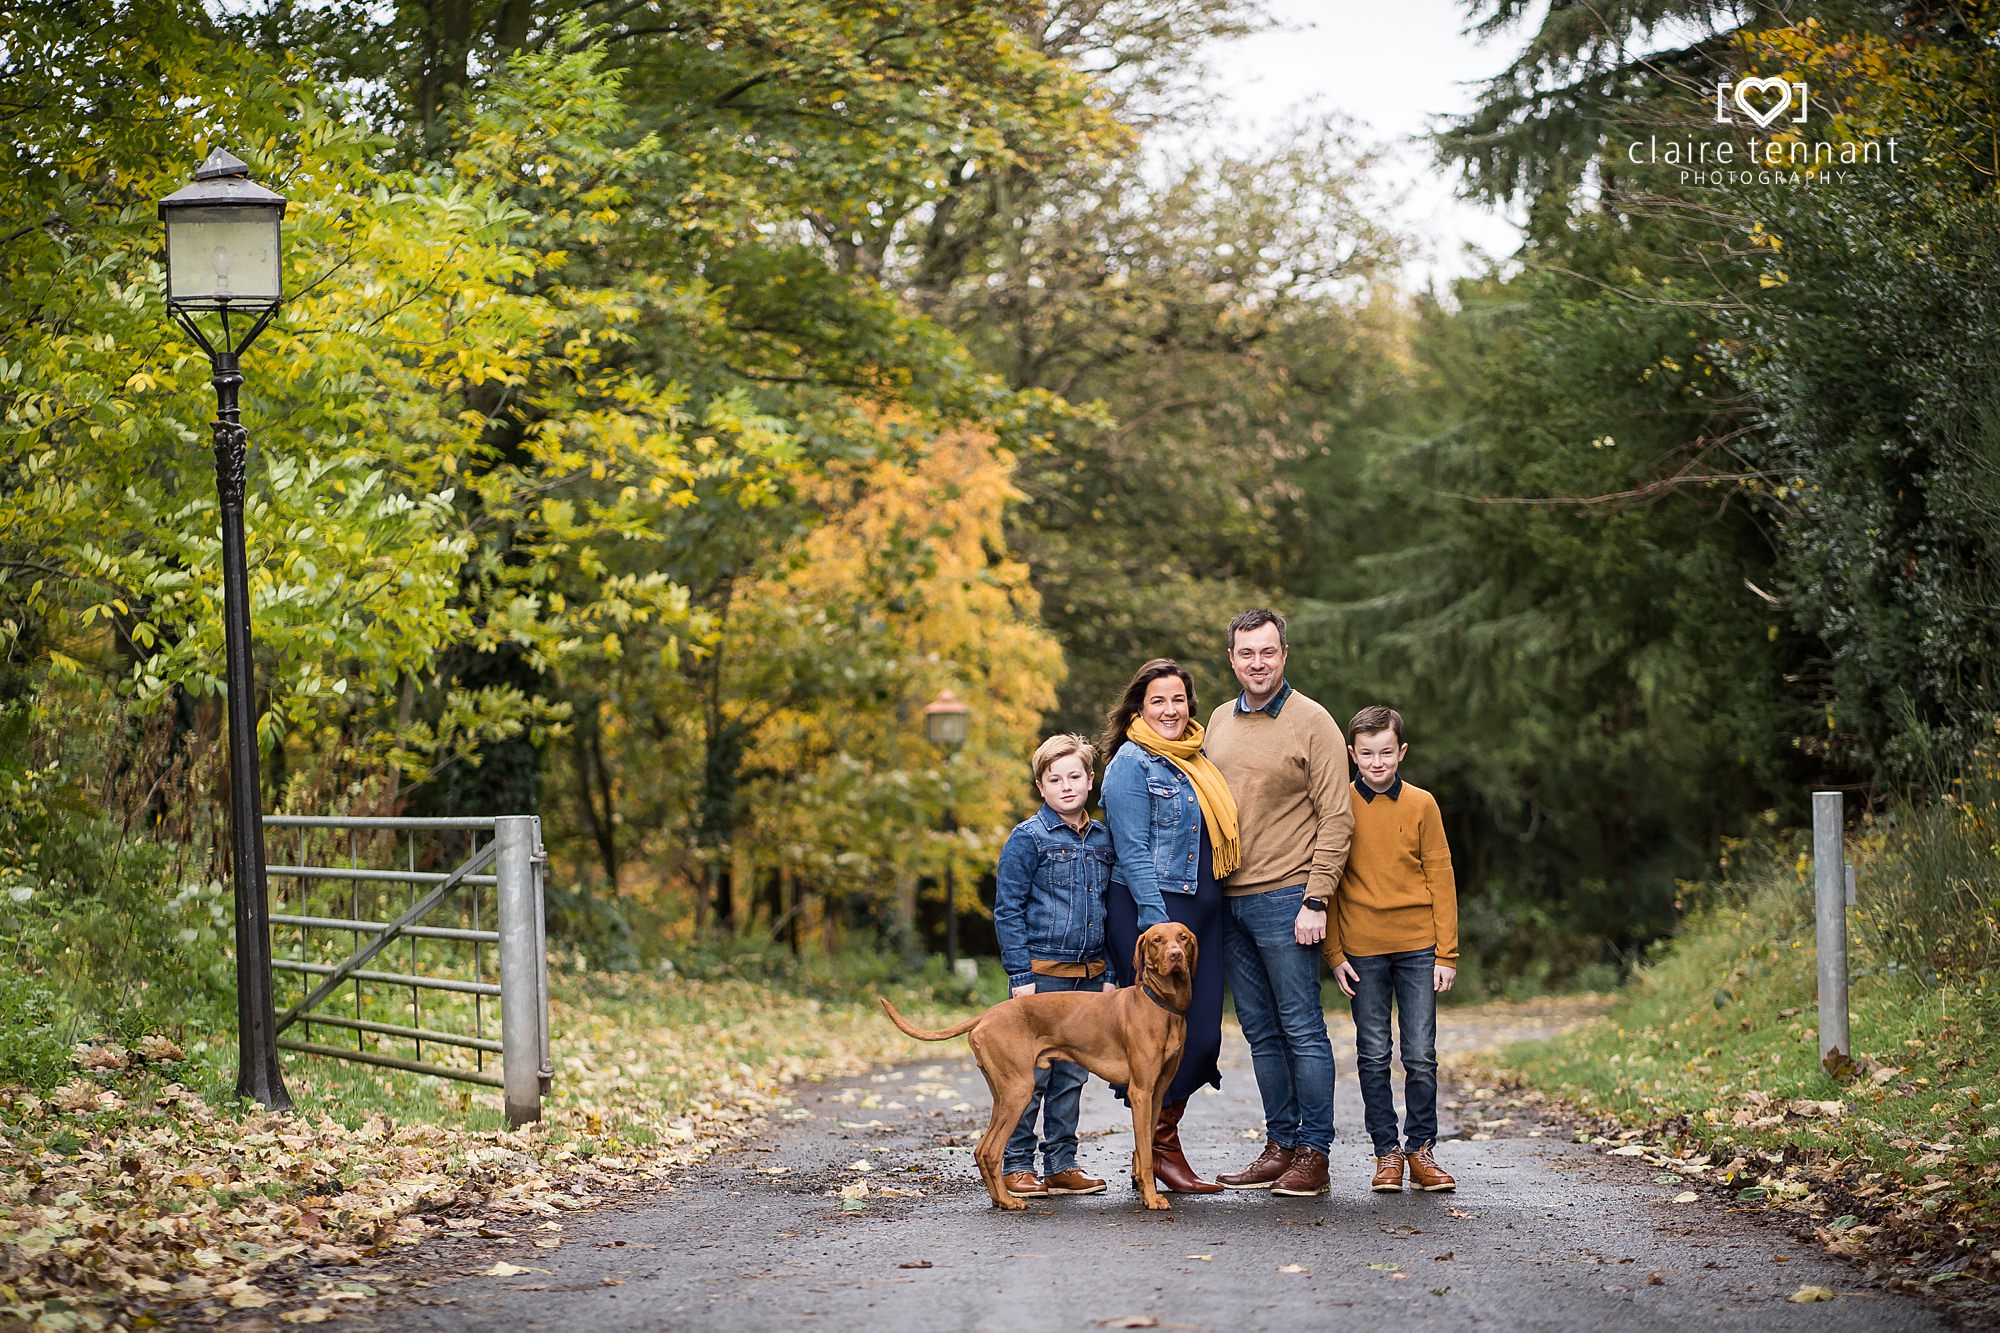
[1003,973,1096,1174]
[1347,947,1439,1156]
[1222,885,1334,1154]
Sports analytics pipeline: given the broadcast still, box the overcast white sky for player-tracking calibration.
[1183,0,1531,289]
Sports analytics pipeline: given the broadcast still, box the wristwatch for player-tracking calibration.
[1302,896,1328,913]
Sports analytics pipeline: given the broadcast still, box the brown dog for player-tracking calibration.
[878,920,1195,1212]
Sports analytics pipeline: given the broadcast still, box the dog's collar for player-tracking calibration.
[1141,983,1188,1017]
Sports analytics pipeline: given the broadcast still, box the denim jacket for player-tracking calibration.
[993,804,1114,989]
[1100,741,1204,931]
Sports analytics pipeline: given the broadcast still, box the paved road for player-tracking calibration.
[362,1010,1945,1332]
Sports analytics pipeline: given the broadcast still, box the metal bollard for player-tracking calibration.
[1812,790,1850,1076]
[495,815,545,1126]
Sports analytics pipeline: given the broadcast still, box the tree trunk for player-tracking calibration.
[778,864,799,954]
[892,865,919,961]
[572,694,619,890]
[695,636,745,935]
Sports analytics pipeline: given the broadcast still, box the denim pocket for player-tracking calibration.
[1083,846,1114,892]
[1042,845,1078,890]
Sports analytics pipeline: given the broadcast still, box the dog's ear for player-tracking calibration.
[1182,929,1197,977]
[1132,929,1148,982]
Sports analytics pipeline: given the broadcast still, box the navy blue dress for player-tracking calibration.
[1105,814,1224,1105]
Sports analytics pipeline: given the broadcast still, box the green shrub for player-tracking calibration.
[1458,892,1630,996]
[0,971,70,1086]
[0,713,235,1084]
[1857,745,2000,1000]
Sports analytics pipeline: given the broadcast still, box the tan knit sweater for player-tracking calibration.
[1324,778,1458,968]
[1203,688,1352,899]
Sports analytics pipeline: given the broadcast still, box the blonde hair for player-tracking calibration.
[1031,733,1097,785]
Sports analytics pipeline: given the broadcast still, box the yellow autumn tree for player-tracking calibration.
[726,423,1064,951]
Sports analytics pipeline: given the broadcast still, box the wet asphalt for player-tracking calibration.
[361,1017,1948,1332]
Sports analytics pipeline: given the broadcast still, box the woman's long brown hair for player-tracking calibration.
[1098,658,1198,769]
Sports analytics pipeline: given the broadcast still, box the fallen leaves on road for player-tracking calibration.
[0,972,967,1327]
[482,1261,543,1278]
[1789,1285,1837,1303]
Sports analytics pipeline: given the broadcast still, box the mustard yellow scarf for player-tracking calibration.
[1126,716,1242,879]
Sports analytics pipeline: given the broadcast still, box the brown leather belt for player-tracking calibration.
[1030,958,1107,979]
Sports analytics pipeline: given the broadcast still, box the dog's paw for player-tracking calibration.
[1142,1195,1173,1211]
[993,1195,1031,1211]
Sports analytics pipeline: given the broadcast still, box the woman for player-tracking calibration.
[1099,658,1240,1195]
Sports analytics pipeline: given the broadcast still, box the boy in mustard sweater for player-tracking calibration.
[1324,705,1459,1193]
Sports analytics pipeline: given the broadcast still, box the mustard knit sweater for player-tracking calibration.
[1324,778,1458,968]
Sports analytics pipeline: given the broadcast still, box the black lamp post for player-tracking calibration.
[922,689,971,969]
[159,148,291,1110]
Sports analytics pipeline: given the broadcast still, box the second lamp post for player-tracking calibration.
[922,689,971,969]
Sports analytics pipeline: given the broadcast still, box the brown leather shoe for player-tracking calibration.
[1407,1142,1456,1192]
[1002,1170,1048,1197]
[1152,1099,1224,1194]
[1270,1147,1330,1197]
[1218,1140,1295,1190]
[1371,1151,1407,1192]
[1042,1168,1107,1195]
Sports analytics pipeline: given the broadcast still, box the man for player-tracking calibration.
[1205,608,1352,1197]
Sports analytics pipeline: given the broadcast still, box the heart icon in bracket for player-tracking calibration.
[1732,76,1799,128]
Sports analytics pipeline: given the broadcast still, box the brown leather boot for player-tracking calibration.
[1406,1142,1456,1192]
[1041,1168,1107,1195]
[1150,1099,1223,1194]
[1217,1140,1294,1190]
[1371,1150,1407,1192]
[1270,1147,1330,1197]
[1002,1170,1048,1197]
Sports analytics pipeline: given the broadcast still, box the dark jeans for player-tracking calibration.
[1221,884,1335,1154]
[1347,947,1439,1156]
[1003,972,1096,1174]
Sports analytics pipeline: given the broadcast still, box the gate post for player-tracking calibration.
[533,821,553,1095]
[496,815,544,1126]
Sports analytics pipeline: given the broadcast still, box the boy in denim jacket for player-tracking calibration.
[992,733,1115,1197]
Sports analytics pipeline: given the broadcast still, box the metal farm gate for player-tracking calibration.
[261,814,552,1126]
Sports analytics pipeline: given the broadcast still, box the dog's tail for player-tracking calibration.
[877,996,982,1042]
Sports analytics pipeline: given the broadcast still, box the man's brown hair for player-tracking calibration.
[1032,733,1098,785]
[1227,607,1288,655]
[1348,704,1404,745]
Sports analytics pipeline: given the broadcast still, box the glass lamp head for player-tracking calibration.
[159,148,286,311]
[923,689,971,749]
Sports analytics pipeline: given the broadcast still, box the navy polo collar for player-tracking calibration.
[1235,678,1294,717]
[1356,774,1404,803]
